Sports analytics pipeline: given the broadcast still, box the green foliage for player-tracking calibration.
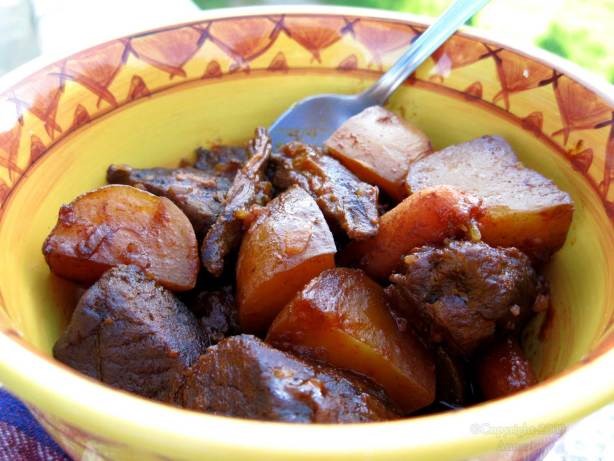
[192,0,452,13]
[537,24,569,59]
[538,20,613,83]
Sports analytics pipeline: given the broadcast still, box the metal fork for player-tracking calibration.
[269,0,491,148]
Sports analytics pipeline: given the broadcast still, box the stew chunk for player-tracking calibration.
[237,186,336,333]
[53,265,205,402]
[107,165,231,238]
[267,268,435,413]
[193,145,248,178]
[43,184,199,291]
[325,105,431,200]
[187,286,239,346]
[201,128,272,277]
[388,241,538,356]
[476,336,536,399]
[406,136,574,261]
[343,186,480,280]
[180,335,400,422]
[271,142,379,240]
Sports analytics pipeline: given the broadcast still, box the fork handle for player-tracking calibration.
[361,0,491,104]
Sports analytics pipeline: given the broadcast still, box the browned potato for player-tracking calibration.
[43,185,199,291]
[343,186,481,280]
[325,105,431,200]
[267,268,435,413]
[237,186,336,333]
[406,136,574,261]
[476,336,536,400]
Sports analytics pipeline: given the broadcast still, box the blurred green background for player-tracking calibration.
[192,0,614,84]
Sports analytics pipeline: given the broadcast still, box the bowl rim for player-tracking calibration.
[0,5,613,459]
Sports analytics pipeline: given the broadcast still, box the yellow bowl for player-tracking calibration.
[0,5,612,461]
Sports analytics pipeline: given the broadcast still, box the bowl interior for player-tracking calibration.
[0,9,613,460]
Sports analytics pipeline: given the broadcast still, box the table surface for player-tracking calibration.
[0,1,612,460]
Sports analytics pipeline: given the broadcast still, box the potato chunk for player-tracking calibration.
[325,105,431,200]
[237,186,336,333]
[267,268,435,413]
[43,185,199,291]
[406,136,574,260]
[342,186,481,280]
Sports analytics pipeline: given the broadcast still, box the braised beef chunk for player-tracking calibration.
[434,346,471,406]
[188,286,239,346]
[201,128,273,277]
[193,145,248,178]
[388,241,537,356]
[53,265,205,402]
[180,335,400,422]
[106,165,231,237]
[271,142,379,240]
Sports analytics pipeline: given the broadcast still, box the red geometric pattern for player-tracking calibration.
[522,111,544,135]
[492,50,553,110]
[70,104,90,130]
[284,17,345,62]
[0,13,612,220]
[60,41,128,107]
[0,123,22,181]
[431,35,491,76]
[130,27,203,78]
[207,17,283,71]
[552,76,612,143]
[7,68,64,140]
[351,19,417,68]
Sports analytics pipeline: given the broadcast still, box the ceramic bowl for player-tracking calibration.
[0,6,612,461]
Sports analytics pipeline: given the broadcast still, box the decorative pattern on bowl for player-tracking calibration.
[0,8,612,461]
[1,14,612,215]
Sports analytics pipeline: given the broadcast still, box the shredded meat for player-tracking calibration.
[187,286,239,346]
[200,128,273,277]
[106,165,230,237]
[271,142,379,240]
[193,145,248,178]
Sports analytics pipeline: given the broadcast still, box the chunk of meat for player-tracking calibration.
[325,105,431,200]
[476,336,536,399]
[43,184,199,291]
[193,145,248,178]
[433,346,470,406]
[342,186,481,280]
[188,286,239,346]
[388,241,538,356]
[179,335,400,422]
[201,128,272,277]
[237,186,336,333]
[271,142,379,240]
[53,265,205,402]
[107,165,231,237]
[406,136,574,261]
[267,268,435,413]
